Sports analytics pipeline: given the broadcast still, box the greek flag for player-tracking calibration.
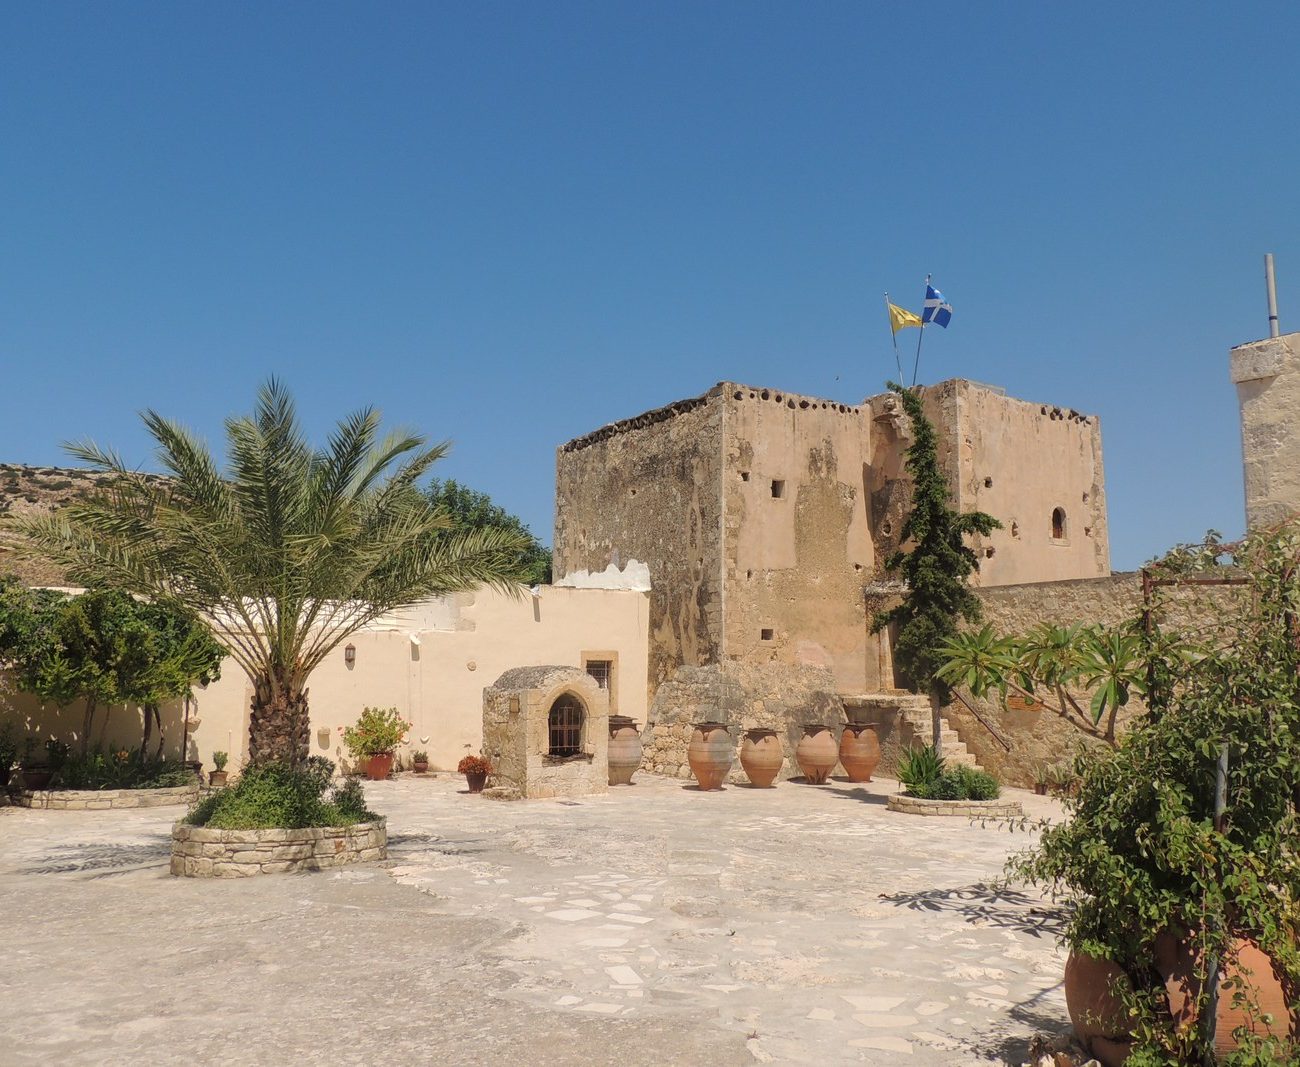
[923,284,952,328]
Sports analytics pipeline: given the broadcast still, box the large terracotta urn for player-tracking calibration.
[687,722,733,790]
[364,753,394,781]
[1063,951,1135,1066]
[838,724,881,783]
[1158,934,1295,1057]
[608,716,643,786]
[795,724,838,784]
[739,728,783,787]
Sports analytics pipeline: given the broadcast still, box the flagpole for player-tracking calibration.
[910,274,930,388]
[884,292,904,382]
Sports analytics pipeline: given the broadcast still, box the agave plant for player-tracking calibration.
[6,380,531,766]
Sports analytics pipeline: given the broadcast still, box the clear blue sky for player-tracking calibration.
[3,3,1296,570]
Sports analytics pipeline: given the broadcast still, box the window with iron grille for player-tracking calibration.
[585,660,612,690]
[548,694,585,757]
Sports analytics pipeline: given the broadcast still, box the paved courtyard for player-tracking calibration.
[0,773,1069,1065]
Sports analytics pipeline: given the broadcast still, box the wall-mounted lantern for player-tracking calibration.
[344,643,356,668]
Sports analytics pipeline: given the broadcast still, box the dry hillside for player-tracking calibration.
[0,464,120,585]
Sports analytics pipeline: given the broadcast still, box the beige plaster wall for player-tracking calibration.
[2,586,649,777]
[926,381,1109,585]
[1232,331,1300,530]
[720,384,883,691]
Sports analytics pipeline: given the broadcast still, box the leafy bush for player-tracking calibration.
[1008,522,1300,1063]
[185,761,376,830]
[341,707,410,759]
[897,745,944,794]
[50,747,193,790]
[924,765,1000,801]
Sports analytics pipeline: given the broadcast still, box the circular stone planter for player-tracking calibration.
[170,819,387,878]
[13,782,199,810]
[886,794,1023,818]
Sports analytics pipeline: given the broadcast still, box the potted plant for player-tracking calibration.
[1031,763,1051,796]
[411,750,429,774]
[209,751,230,788]
[21,738,68,791]
[342,706,410,781]
[457,754,490,794]
[1009,524,1300,1064]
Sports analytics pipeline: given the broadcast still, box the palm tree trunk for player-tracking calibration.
[248,674,310,766]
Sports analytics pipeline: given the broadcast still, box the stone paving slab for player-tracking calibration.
[0,773,1069,1065]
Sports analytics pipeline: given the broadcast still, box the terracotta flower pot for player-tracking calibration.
[1063,951,1135,1067]
[365,753,394,781]
[465,770,488,793]
[838,724,881,783]
[21,766,53,791]
[795,724,838,784]
[739,728,783,787]
[607,716,642,786]
[208,770,229,788]
[1158,933,1295,1056]
[687,722,733,790]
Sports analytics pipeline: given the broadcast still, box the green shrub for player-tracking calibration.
[898,745,944,795]
[185,761,376,830]
[903,757,999,801]
[58,747,195,790]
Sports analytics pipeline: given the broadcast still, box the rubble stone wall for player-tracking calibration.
[170,820,386,877]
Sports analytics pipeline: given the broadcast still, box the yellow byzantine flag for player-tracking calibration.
[888,302,923,333]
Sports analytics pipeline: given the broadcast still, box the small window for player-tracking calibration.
[1052,507,1067,540]
[983,477,993,488]
[771,480,785,499]
[548,694,585,757]
[760,627,774,641]
[740,471,750,482]
[585,660,612,690]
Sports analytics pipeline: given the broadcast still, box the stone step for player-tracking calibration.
[898,711,983,772]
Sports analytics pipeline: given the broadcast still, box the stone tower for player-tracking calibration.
[1231,331,1300,530]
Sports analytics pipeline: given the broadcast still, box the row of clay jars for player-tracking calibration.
[687,723,882,790]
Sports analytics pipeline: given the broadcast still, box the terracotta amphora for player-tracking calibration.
[1158,933,1296,1057]
[1063,951,1135,1067]
[795,724,838,784]
[687,722,733,790]
[739,728,783,787]
[838,724,881,783]
[607,716,643,786]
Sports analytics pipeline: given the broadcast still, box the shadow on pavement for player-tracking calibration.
[878,881,1068,938]
[19,834,172,878]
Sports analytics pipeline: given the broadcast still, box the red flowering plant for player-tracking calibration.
[456,754,491,776]
[341,707,411,759]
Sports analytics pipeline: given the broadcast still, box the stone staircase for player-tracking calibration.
[848,692,984,771]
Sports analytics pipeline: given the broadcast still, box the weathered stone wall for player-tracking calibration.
[641,662,846,784]
[170,819,387,877]
[721,386,886,691]
[944,573,1247,787]
[554,391,724,705]
[13,783,199,810]
[869,380,1110,588]
[1232,331,1300,530]
[482,665,609,799]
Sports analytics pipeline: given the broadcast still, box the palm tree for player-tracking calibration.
[7,380,531,766]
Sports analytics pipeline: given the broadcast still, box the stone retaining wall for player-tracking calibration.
[170,820,387,877]
[886,794,1023,818]
[13,783,199,810]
